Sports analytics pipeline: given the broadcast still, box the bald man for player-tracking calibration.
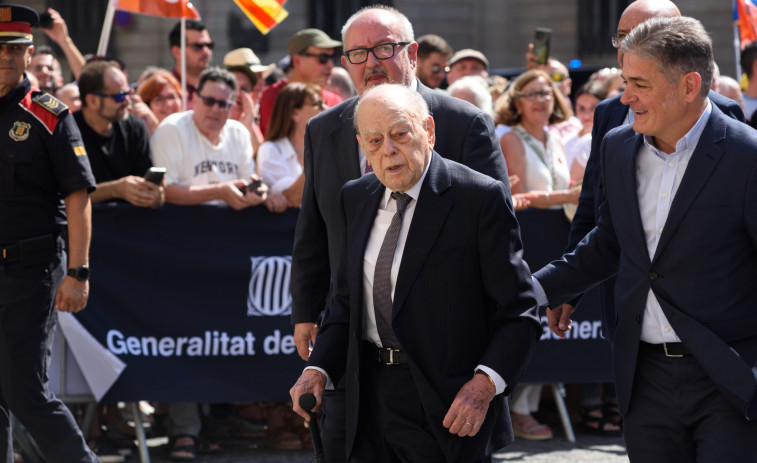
[562,0,744,345]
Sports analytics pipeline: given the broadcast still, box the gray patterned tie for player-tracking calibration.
[373,192,411,349]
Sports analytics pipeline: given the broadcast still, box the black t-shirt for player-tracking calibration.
[73,111,152,183]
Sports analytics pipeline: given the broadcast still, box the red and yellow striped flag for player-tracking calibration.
[117,0,200,19]
[737,0,757,48]
[233,0,288,35]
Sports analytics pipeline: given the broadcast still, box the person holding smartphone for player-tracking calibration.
[74,60,164,209]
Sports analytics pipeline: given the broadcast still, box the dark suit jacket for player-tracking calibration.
[291,80,509,326]
[536,105,757,420]
[565,90,745,342]
[308,153,541,462]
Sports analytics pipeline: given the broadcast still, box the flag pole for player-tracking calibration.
[736,22,743,79]
[97,0,119,56]
[181,17,187,111]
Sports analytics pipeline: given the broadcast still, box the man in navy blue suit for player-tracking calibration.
[291,84,540,463]
[536,16,757,462]
[564,0,744,345]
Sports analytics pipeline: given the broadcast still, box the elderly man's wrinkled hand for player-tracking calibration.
[442,373,496,437]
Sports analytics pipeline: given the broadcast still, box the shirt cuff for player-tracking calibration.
[531,275,549,306]
[304,366,334,390]
[475,365,506,395]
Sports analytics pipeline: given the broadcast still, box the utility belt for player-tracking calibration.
[1,234,59,267]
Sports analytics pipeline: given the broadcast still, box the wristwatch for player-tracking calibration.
[67,265,90,282]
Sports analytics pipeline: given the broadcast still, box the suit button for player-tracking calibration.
[649,272,658,280]
[635,315,641,324]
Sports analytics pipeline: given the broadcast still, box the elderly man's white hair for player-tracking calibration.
[341,5,414,43]
[353,84,430,131]
[446,75,493,115]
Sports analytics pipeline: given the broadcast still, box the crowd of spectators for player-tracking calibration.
[19,3,754,462]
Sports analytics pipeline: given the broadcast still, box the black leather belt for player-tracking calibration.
[365,342,408,365]
[0,244,21,263]
[1,234,56,266]
[640,341,691,358]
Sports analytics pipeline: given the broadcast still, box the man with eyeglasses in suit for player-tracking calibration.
[74,60,164,209]
[168,19,213,108]
[151,67,267,210]
[258,28,344,135]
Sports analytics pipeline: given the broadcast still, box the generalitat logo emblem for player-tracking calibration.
[9,121,30,142]
[247,256,292,316]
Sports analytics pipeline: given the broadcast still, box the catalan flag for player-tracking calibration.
[233,0,288,35]
[736,0,757,48]
[117,0,200,19]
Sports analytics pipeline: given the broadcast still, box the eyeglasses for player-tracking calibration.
[151,93,180,105]
[550,73,567,83]
[196,93,234,111]
[92,89,133,103]
[430,64,443,74]
[610,33,627,49]
[298,52,337,65]
[189,42,214,52]
[343,42,409,65]
[517,90,553,101]
[305,99,326,109]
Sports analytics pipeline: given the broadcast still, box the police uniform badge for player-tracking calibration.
[9,121,30,142]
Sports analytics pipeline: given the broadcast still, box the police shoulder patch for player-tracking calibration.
[31,92,68,117]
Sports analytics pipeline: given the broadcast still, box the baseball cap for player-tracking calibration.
[448,49,489,70]
[223,48,276,84]
[287,28,341,56]
[0,4,39,44]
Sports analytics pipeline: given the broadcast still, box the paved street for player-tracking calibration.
[141,432,629,462]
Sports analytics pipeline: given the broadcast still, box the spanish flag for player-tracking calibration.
[737,0,757,48]
[117,0,200,19]
[233,0,288,35]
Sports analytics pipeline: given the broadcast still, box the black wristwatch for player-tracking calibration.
[67,265,90,282]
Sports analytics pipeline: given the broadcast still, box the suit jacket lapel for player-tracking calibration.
[613,132,650,263]
[393,153,453,316]
[652,111,726,263]
[348,178,384,335]
[332,97,361,183]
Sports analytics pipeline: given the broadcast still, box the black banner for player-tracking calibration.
[78,204,612,403]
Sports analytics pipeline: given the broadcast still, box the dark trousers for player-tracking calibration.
[320,381,348,463]
[0,255,97,463]
[350,357,492,463]
[623,347,757,463]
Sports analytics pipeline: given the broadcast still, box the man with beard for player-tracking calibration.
[75,60,163,208]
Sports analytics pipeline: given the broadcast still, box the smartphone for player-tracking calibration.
[143,167,166,185]
[533,27,552,65]
[38,11,53,29]
[239,178,264,195]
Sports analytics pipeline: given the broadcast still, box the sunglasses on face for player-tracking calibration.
[430,64,443,74]
[298,52,337,65]
[92,89,133,103]
[550,72,567,83]
[196,93,234,111]
[189,42,214,52]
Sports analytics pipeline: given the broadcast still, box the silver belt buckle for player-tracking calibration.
[383,348,400,365]
[663,343,683,358]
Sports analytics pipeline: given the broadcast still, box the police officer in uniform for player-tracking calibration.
[0,4,99,462]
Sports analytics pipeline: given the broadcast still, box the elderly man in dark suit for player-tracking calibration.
[536,16,757,462]
[290,6,509,461]
[291,84,540,463]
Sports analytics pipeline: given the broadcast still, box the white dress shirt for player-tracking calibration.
[532,101,712,345]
